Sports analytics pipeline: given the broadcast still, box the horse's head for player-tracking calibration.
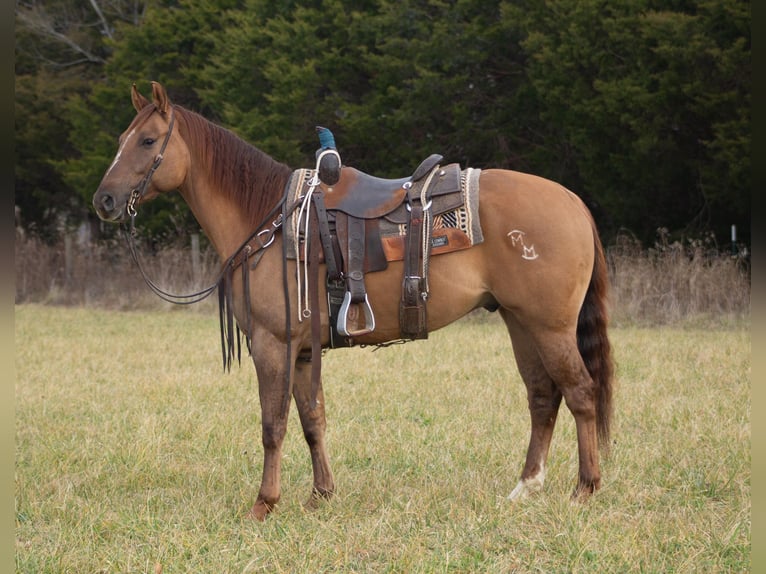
[93,82,189,223]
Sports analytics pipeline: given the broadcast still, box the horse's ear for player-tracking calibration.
[151,81,170,115]
[131,83,150,112]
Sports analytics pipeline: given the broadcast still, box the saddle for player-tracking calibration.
[294,154,470,346]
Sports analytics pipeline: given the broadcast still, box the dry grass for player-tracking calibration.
[607,231,750,327]
[15,305,750,572]
[15,231,750,327]
[14,232,220,312]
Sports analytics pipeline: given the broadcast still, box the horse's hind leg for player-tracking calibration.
[526,324,602,498]
[502,310,563,499]
[292,352,335,508]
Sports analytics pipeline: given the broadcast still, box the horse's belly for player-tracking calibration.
[354,249,490,344]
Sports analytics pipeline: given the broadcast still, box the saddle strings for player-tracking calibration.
[295,164,323,322]
[419,165,439,297]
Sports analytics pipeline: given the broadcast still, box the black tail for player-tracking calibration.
[576,216,615,451]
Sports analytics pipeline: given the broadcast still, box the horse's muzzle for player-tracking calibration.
[93,189,126,223]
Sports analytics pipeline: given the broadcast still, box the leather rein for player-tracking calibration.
[120,105,224,305]
[118,105,293,374]
[118,106,306,416]
[121,105,283,305]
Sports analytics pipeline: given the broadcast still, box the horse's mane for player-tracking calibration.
[173,106,293,229]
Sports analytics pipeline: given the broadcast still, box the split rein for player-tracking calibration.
[121,190,288,372]
[120,210,282,307]
[117,105,315,414]
[119,103,284,306]
[117,104,292,374]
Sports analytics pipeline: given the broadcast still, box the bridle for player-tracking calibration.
[120,104,221,305]
[119,104,285,307]
[127,106,176,218]
[117,104,299,388]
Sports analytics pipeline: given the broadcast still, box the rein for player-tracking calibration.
[121,196,287,362]
[119,105,222,305]
[120,106,304,415]
[120,102,285,307]
[121,223,220,305]
[120,209,282,306]
[120,104,296,372]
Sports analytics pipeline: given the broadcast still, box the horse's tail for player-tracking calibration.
[576,215,615,452]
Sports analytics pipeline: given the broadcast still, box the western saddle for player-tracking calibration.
[293,153,468,347]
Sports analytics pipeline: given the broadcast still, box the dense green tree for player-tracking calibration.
[200,0,530,175]
[62,0,241,241]
[199,0,379,167]
[15,72,82,239]
[16,0,749,246]
[502,0,750,243]
[14,0,140,239]
[339,0,530,174]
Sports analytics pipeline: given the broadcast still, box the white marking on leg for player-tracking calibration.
[508,463,546,501]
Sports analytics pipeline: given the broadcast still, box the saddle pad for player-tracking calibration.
[284,167,483,261]
[378,167,483,261]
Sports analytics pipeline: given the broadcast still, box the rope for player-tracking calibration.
[293,153,329,322]
[419,166,438,297]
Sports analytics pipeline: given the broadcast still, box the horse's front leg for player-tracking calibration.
[293,351,335,508]
[247,333,294,521]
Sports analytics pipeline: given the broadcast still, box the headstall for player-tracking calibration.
[127,106,176,218]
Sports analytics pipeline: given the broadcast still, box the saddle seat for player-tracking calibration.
[318,153,444,219]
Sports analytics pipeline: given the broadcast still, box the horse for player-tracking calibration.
[93,81,614,520]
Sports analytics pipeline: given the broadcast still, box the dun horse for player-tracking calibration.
[93,82,614,520]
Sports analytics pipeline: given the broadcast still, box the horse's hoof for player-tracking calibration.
[304,487,334,511]
[246,500,274,521]
[571,480,598,502]
[508,470,546,501]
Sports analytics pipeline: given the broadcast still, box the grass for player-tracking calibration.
[14,231,751,328]
[15,305,750,572]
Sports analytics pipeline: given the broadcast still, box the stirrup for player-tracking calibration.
[337,291,375,337]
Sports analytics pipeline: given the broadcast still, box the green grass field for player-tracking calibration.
[15,305,750,573]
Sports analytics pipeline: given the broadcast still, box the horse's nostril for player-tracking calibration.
[100,194,115,212]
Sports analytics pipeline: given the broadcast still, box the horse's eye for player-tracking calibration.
[142,138,156,147]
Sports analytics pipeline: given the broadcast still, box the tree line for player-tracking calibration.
[15,0,750,248]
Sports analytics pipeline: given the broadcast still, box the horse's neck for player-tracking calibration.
[178,174,255,260]
[175,108,290,260]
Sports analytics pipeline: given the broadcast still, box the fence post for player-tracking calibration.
[191,233,200,284]
[64,233,74,285]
